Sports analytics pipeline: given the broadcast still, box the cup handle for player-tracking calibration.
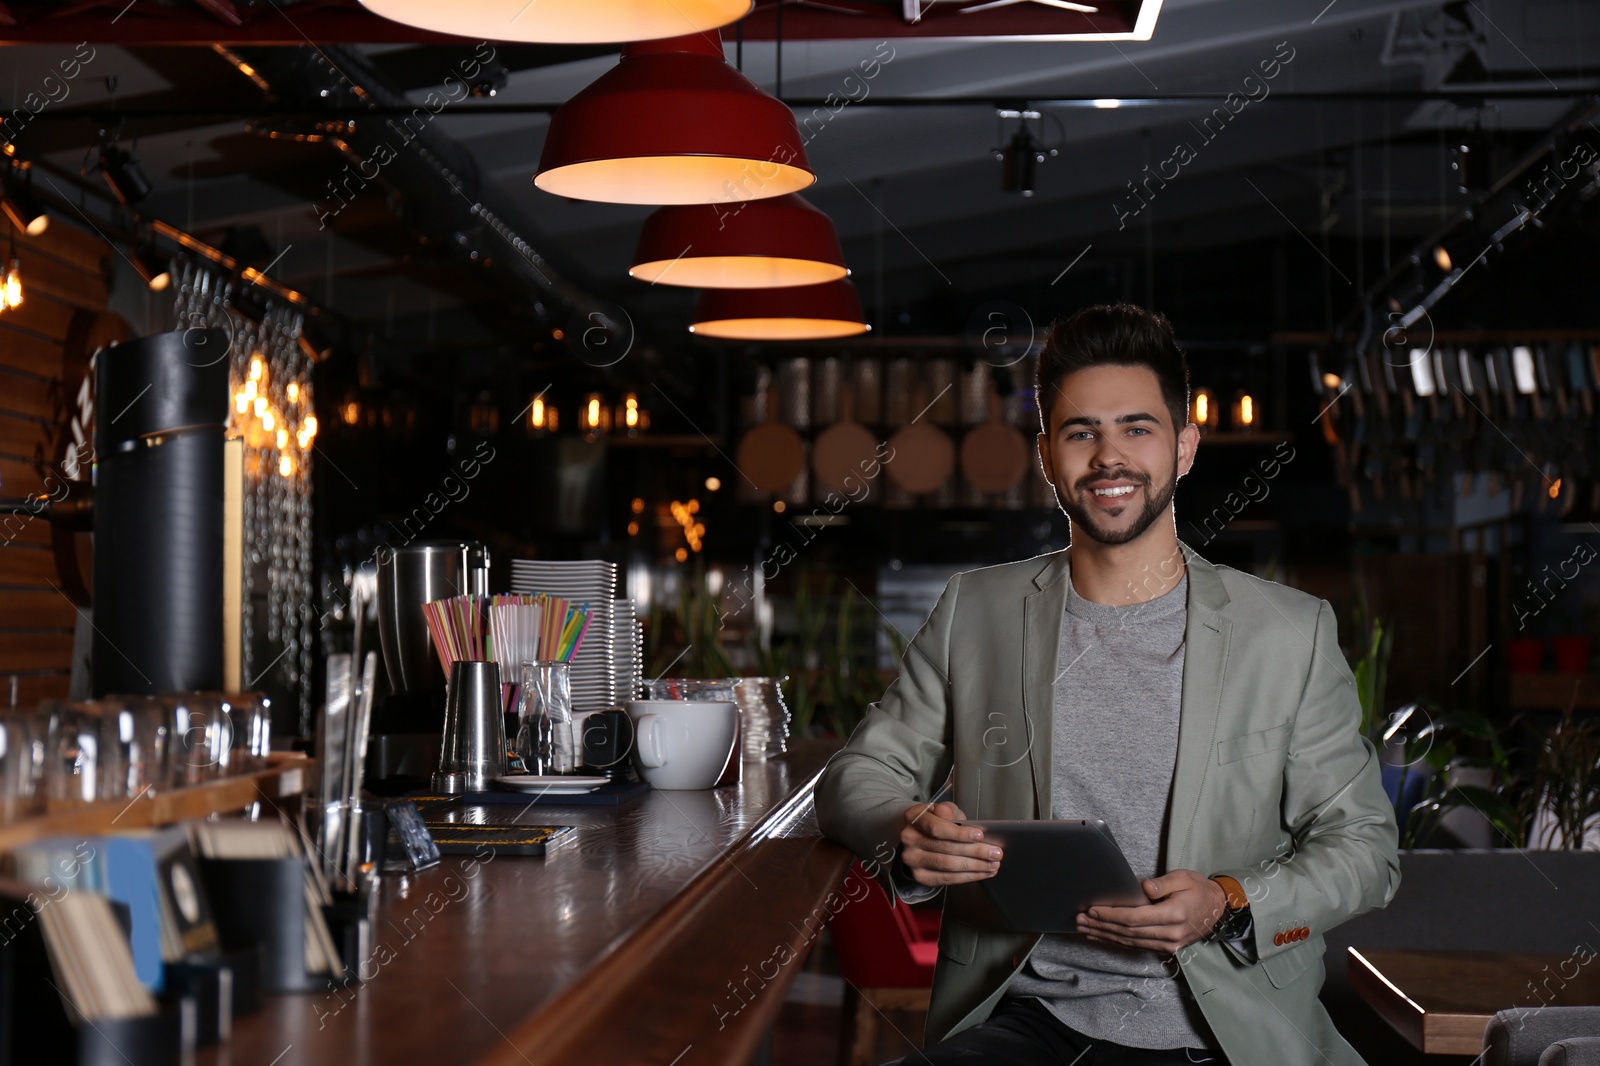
[636,714,668,768]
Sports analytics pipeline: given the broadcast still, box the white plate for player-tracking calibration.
[493,774,609,793]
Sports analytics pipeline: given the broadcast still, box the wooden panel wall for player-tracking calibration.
[0,217,124,705]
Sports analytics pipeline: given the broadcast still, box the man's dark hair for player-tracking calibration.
[1035,303,1190,433]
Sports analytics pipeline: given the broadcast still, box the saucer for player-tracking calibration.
[493,774,609,795]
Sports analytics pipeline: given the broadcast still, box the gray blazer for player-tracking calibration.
[815,541,1400,1065]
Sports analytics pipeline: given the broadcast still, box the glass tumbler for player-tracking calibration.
[99,695,168,798]
[42,699,105,806]
[514,661,574,774]
[223,692,272,773]
[163,692,231,786]
[0,710,48,820]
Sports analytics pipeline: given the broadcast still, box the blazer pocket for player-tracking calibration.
[1217,721,1293,765]
[939,917,978,965]
[1260,938,1317,989]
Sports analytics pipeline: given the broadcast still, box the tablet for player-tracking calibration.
[955,819,1148,933]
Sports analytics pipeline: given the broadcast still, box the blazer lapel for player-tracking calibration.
[1166,542,1233,871]
[1022,551,1071,819]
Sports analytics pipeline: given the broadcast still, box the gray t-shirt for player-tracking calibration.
[1005,571,1216,1050]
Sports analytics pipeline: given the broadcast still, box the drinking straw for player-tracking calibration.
[567,609,592,663]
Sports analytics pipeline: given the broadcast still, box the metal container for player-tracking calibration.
[375,540,489,695]
[433,660,504,794]
[93,329,231,696]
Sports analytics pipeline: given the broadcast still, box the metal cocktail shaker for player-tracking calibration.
[375,540,489,695]
[433,660,505,794]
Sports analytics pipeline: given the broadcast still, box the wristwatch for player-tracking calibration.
[1206,875,1251,942]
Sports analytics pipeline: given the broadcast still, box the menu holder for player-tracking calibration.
[196,856,353,993]
[0,882,197,1066]
[164,947,261,1049]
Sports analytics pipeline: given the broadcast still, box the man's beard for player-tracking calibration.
[1056,460,1177,546]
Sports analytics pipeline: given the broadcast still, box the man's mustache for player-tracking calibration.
[1075,471,1150,491]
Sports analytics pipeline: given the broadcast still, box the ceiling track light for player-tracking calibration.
[2,168,50,236]
[993,109,1062,197]
[96,136,153,205]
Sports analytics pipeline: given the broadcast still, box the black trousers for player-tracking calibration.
[881,996,1228,1066]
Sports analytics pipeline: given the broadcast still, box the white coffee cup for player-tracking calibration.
[624,700,738,790]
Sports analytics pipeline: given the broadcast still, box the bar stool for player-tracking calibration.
[827,861,940,1066]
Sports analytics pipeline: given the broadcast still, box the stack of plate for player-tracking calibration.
[507,562,641,711]
[612,600,643,707]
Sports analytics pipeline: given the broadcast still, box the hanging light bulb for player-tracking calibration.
[689,280,870,340]
[234,391,250,415]
[249,354,265,382]
[535,33,814,206]
[526,393,559,435]
[262,408,277,432]
[303,414,318,439]
[1232,392,1258,432]
[631,194,849,288]
[580,392,611,440]
[357,0,749,44]
[1191,388,1215,432]
[253,395,268,418]
[279,453,295,478]
[340,392,361,426]
[1,257,22,311]
[286,382,300,403]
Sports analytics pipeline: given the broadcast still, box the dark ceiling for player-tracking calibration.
[5,0,1600,403]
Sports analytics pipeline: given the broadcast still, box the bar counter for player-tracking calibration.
[201,741,852,1066]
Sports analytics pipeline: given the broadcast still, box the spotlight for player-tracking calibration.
[1000,130,1043,196]
[132,244,171,291]
[1,176,49,236]
[993,111,1057,197]
[468,60,509,98]
[96,141,152,205]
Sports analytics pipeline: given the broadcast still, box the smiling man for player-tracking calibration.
[816,303,1400,1065]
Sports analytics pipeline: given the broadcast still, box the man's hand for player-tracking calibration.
[898,801,1003,887]
[1075,870,1228,954]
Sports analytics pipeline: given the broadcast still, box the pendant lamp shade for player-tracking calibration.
[691,280,870,340]
[534,33,815,206]
[358,0,752,44]
[631,194,848,288]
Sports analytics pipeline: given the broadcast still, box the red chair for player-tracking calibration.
[828,861,941,1066]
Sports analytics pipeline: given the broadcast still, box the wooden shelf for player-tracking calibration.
[1508,672,1600,711]
[0,753,311,854]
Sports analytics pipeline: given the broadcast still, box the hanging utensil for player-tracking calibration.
[736,373,806,493]
[960,372,1030,497]
[887,381,956,497]
[813,379,880,498]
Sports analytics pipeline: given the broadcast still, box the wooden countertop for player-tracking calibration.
[1348,947,1600,1055]
[201,741,851,1066]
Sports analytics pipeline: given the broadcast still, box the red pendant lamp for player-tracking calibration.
[357,0,751,44]
[631,194,848,288]
[690,280,870,340]
[535,32,815,206]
